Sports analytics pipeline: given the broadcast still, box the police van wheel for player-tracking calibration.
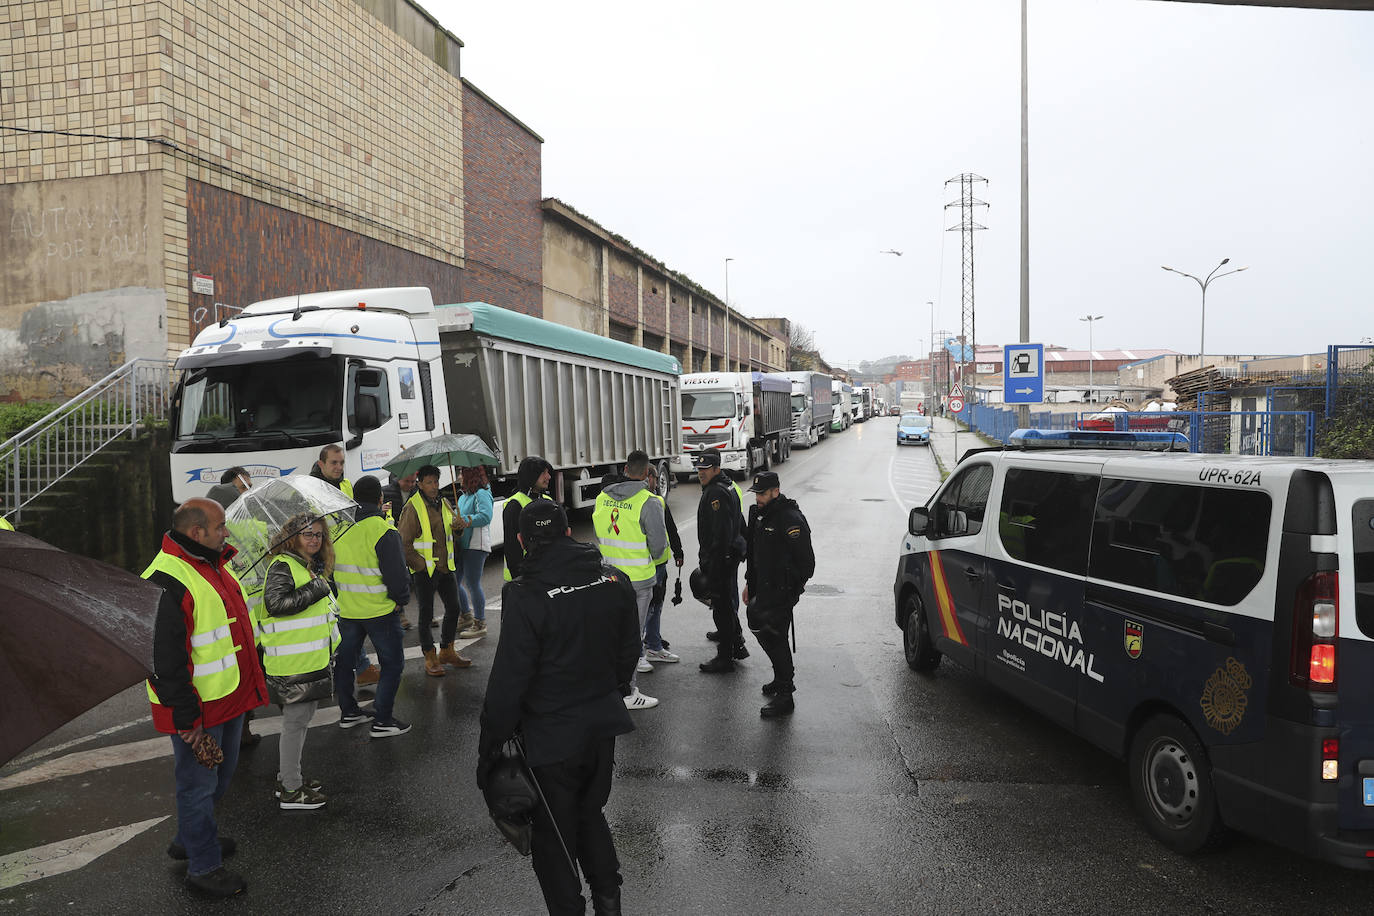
[1128,715,1225,854]
[902,593,941,672]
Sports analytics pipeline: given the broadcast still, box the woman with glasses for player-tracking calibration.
[260,513,337,810]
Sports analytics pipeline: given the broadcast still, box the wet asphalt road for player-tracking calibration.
[4,418,1374,913]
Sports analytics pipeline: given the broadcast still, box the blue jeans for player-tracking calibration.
[459,548,489,621]
[170,713,245,877]
[644,565,669,651]
[334,611,405,723]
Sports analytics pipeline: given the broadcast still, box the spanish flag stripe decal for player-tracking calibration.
[928,551,968,646]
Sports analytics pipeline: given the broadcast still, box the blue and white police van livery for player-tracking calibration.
[892,429,1374,869]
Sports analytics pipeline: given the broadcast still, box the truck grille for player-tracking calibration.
[684,433,727,447]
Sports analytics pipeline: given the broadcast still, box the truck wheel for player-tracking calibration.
[654,461,671,496]
[1128,714,1226,854]
[902,593,941,672]
[675,473,692,485]
[779,438,790,463]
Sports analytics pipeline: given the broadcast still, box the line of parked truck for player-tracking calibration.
[167,287,869,546]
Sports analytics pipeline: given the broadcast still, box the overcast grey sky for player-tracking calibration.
[429,0,1374,367]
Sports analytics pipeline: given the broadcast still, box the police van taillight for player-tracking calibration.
[1290,571,1338,691]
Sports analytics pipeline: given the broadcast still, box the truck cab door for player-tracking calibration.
[923,461,995,669]
[345,362,397,476]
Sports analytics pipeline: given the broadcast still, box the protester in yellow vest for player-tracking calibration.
[144,498,267,898]
[260,512,338,811]
[310,443,377,686]
[0,516,14,531]
[593,450,669,711]
[332,475,413,738]
[501,455,554,581]
[398,464,473,676]
[641,463,685,665]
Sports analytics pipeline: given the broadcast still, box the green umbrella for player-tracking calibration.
[382,433,501,479]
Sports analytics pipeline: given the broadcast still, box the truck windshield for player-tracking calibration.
[176,355,342,445]
[682,391,737,420]
[791,394,807,412]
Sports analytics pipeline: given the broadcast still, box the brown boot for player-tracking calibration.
[355,664,380,686]
[423,649,445,677]
[437,644,472,668]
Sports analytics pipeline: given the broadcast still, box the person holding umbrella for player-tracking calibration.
[398,464,473,675]
[260,513,338,809]
[145,498,268,898]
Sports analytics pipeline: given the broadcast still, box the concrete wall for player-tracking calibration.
[542,219,605,335]
[0,172,167,399]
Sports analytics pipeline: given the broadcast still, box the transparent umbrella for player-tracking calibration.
[224,475,357,598]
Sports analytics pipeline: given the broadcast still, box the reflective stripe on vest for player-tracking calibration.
[255,555,335,675]
[408,492,455,576]
[334,515,396,618]
[142,550,242,706]
[592,488,656,582]
[651,494,671,565]
[503,491,553,581]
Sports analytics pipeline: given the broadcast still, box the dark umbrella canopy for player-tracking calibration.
[382,433,500,479]
[0,530,165,765]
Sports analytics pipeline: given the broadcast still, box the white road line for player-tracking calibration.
[0,638,482,793]
[8,718,153,769]
[0,816,168,889]
[887,454,910,514]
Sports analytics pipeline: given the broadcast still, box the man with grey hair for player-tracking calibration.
[593,450,667,711]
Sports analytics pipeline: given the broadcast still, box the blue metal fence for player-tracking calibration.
[952,403,1316,457]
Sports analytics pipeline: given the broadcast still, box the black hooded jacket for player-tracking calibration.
[744,495,815,604]
[500,456,554,579]
[478,537,640,768]
[697,473,743,595]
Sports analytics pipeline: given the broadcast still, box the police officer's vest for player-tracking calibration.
[256,554,336,675]
[334,515,395,619]
[593,487,656,582]
[503,490,553,581]
[0,516,13,531]
[142,551,242,705]
[409,491,455,575]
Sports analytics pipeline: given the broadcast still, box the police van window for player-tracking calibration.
[1353,500,1374,637]
[998,468,1099,575]
[1088,479,1271,606]
[930,463,993,539]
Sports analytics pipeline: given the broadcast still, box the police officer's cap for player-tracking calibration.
[748,470,780,493]
[519,499,568,544]
[690,451,721,469]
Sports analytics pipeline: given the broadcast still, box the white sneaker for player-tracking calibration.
[624,688,659,710]
[636,657,653,673]
[645,648,679,663]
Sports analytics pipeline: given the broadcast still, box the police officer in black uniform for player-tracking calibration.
[476,500,642,915]
[693,451,747,673]
[743,470,815,717]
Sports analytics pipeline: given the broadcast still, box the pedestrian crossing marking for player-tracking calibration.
[0,816,167,889]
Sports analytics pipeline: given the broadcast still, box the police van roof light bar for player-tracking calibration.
[1007,429,1189,452]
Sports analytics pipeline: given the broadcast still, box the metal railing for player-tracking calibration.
[1,359,177,522]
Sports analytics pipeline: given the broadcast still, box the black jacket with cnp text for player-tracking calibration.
[478,537,640,768]
[697,474,744,595]
[744,495,815,603]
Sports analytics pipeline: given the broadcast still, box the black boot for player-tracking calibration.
[706,630,720,642]
[591,887,622,916]
[760,686,795,718]
[761,680,781,696]
[699,653,736,673]
[732,640,750,660]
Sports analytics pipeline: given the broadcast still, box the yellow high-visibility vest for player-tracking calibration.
[593,488,656,583]
[334,515,395,619]
[143,551,243,705]
[255,554,336,676]
[408,491,455,575]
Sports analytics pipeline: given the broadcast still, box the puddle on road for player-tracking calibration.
[617,764,792,790]
[803,583,843,596]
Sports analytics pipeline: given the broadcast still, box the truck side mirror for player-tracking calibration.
[354,394,380,431]
[356,368,384,389]
[908,507,929,537]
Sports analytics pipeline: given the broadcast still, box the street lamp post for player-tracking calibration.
[724,257,733,371]
[1080,314,1103,404]
[1161,259,1249,371]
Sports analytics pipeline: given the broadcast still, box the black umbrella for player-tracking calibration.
[0,530,165,765]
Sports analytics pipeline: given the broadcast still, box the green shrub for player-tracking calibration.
[0,402,59,441]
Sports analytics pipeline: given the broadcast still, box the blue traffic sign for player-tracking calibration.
[1003,343,1044,404]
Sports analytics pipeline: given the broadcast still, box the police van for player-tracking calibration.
[892,429,1374,868]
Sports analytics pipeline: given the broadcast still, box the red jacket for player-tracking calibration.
[147,531,268,733]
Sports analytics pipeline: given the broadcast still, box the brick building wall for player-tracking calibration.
[460,80,541,315]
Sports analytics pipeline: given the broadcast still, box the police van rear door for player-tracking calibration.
[983,456,1102,730]
[1332,477,1374,831]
